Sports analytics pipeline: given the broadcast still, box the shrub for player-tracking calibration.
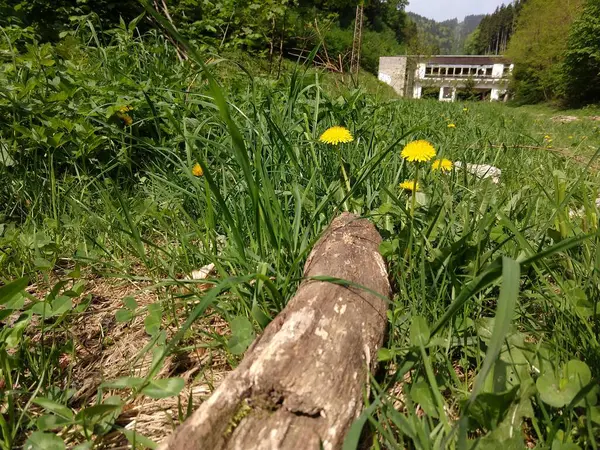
[562,0,600,106]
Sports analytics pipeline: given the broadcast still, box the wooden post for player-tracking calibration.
[160,213,390,450]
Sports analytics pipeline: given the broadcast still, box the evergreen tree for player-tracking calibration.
[469,2,524,55]
[406,13,483,54]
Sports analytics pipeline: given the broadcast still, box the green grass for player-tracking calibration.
[1,21,600,449]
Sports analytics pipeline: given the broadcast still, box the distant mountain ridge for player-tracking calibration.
[407,12,485,54]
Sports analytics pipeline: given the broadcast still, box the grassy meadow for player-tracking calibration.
[1,24,600,449]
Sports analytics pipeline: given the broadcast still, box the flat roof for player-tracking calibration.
[425,55,511,65]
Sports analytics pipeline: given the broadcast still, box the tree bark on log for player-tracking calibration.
[160,213,390,450]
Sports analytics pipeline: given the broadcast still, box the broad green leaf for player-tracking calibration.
[51,295,72,317]
[144,303,162,335]
[377,348,393,362]
[32,301,53,316]
[24,431,66,450]
[0,276,28,305]
[0,309,14,320]
[468,386,519,430]
[409,316,430,347]
[476,401,527,449]
[36,414,71,431]
[475,317,495,342]
[123,429,158,449]
[5,319,28,348]
[115,308,133,323]
[537,372,575,408]
[33,398,74,420]
[590,406,600,425]
[141,377,185,399]
[551,441,581,450]
[34,258,53,270]
[75,404,122,424]
[123,296,138,310]
[3,293,24,310]
[251,303,271,329]
[410,381,438,418]
[227,316,256,355]
[537,360,592,408]
[72,443,93,450]
[101,377,145,390]
[379,240,397,258]
[564,360,591,386]
[94,396,124,435]
[63,280,85,297]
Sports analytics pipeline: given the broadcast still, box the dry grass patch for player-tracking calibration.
[18,273,232,447]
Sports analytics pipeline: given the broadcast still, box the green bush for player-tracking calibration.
[563,0,600,106]
[506,0,583,104]
[360,25,404,74]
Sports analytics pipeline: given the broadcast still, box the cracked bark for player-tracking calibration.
[159,213,390,450]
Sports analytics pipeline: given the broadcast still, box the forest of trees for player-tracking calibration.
[465,0,600,106]
[0,0,410,75]
[406,13,484,54]
[464,1,526,55]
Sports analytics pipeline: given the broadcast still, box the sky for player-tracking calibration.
[406,0,509,22]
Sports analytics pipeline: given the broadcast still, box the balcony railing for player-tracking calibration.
[423,66,510,80]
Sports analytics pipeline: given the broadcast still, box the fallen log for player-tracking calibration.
[160,212,390,450]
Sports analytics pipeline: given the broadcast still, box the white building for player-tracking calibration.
[378,55,514,102]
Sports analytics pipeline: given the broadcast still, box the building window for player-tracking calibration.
[447,67,454,76]
[442,87,453,99]
[425,67,432,76]
[485,67,493,77]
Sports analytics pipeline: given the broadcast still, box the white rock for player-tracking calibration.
[454,161,501,184]
[190,263,215,280]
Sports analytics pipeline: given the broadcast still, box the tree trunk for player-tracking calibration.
[159,213,390,450]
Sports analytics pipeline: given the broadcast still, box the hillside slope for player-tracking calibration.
[408,12,484,54]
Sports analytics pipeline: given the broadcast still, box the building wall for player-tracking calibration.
[378,56,513,102]
[378,57,407,96]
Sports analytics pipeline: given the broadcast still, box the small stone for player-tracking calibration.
[190,263,215,280]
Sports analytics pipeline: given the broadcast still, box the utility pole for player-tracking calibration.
[350,2,364,74]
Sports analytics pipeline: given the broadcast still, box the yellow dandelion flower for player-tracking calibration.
[401,140,436,163]
[569,136,573,139]
[319,126,353,145]
[192,162,204,177]
[119,105,133,113]
[399,180,420,192]
[544,135,551,140]
[463,108,468,112]
[121,114,133,126]
[432,158,453,172]
[447,123,456,128]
